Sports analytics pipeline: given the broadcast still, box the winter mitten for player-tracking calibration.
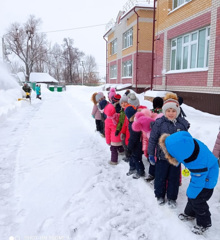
[115,130,120,136]
[149,155,156,165]
[92,114,95,118]
[120,133,125,140]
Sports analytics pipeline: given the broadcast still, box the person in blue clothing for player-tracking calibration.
[35,84,42,100]
[159,131,219,235]
[148,92,190,207]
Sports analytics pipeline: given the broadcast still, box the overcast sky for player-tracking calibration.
[0,0,128,77]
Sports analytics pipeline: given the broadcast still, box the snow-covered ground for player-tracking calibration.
[1,67,220,240]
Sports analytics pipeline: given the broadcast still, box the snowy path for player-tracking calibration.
[0,86,220,240]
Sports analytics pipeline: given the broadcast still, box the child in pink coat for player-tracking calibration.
[104,103,123,165]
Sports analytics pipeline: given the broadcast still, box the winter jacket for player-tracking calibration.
[148,115,189,160]
[104,104,122,146]
[213,129,220,159]
[113,102,121,113]
[36,86,41,95]
[121,117,130,146]
[22,85,31,93]
[127,121,142,157]
[91,104,101,120]
[160,131,219,199]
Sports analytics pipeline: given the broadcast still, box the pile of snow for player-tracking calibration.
[0,63,22,120]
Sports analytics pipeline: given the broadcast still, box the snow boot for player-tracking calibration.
[145,174,155,182]
[167,199,177,208]
[109,161,118,165]
[126,169,136,176]
[157,197,165,205]
[178,213,195,221]
[191,225,209,235]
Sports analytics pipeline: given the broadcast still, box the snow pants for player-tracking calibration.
[110,145,124,163]
[129,141,145,175]
[184,188,213,228]
[154,160,180,200]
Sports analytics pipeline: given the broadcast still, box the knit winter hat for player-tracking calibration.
[112,94,121,103]
[153,97,164,109]
[96,92,104,102]
[128,93,140,107]
[108,87,116,100]
[120,95,129,104]
[99,99,108,110]
[162,92,180,116]
[125,106,137,120]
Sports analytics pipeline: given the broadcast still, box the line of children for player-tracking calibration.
[90,89,219,235]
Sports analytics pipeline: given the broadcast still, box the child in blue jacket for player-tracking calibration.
[159,131,219,235]
[148,92,189,207]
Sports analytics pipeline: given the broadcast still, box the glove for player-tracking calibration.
[149,155,156,165]
[120,133,125,141]
[92,114,95,118]
[115,130,120,136]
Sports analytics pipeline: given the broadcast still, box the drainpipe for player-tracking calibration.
[134,8,139,93]
[103,36,108,84]
[150,0,157,90]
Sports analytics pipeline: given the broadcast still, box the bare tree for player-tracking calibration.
[4,15,47,81]
[83,55,99,84]
[62,38,84,84]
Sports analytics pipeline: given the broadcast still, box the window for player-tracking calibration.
[110,65,117,78]
[173,0,190,9]
[170,26,210,70]
[123,28,133,49]
[110,39,117,55]
[122,60,132,77]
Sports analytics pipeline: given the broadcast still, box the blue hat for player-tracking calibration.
[99,99,108,110]
[125,106,137,119]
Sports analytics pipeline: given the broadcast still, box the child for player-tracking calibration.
[108,87,116,102]
[111,94,121,113]
[104,103,123,165]
[132,107,163,182]
[213,127,220,163]
[124,106,145,179]
[148,92,189,207]
[91,92,102,133]
[36,84,41,100]
[116,90,131,162]
[159,131,219,235]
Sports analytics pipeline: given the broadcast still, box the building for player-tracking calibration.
[103,0,154,92]
[104,0,220,115]
[154,0,220,114]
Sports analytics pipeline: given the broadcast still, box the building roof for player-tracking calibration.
[30,72,58,83]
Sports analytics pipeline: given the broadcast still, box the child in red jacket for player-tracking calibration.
[104,103,124,165]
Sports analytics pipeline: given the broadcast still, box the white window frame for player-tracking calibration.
[110,39,117,55]
[172,0,191,10]
[110,64,117,79]
[122,60,132,78]
[170,26,210,71]
[122,28,133,49]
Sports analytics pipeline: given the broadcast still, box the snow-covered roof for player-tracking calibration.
[30,72,58,83]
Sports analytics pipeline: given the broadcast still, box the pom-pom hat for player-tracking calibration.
[128,93,140,107]
[112,94,121,103]
[162,92,180,116]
